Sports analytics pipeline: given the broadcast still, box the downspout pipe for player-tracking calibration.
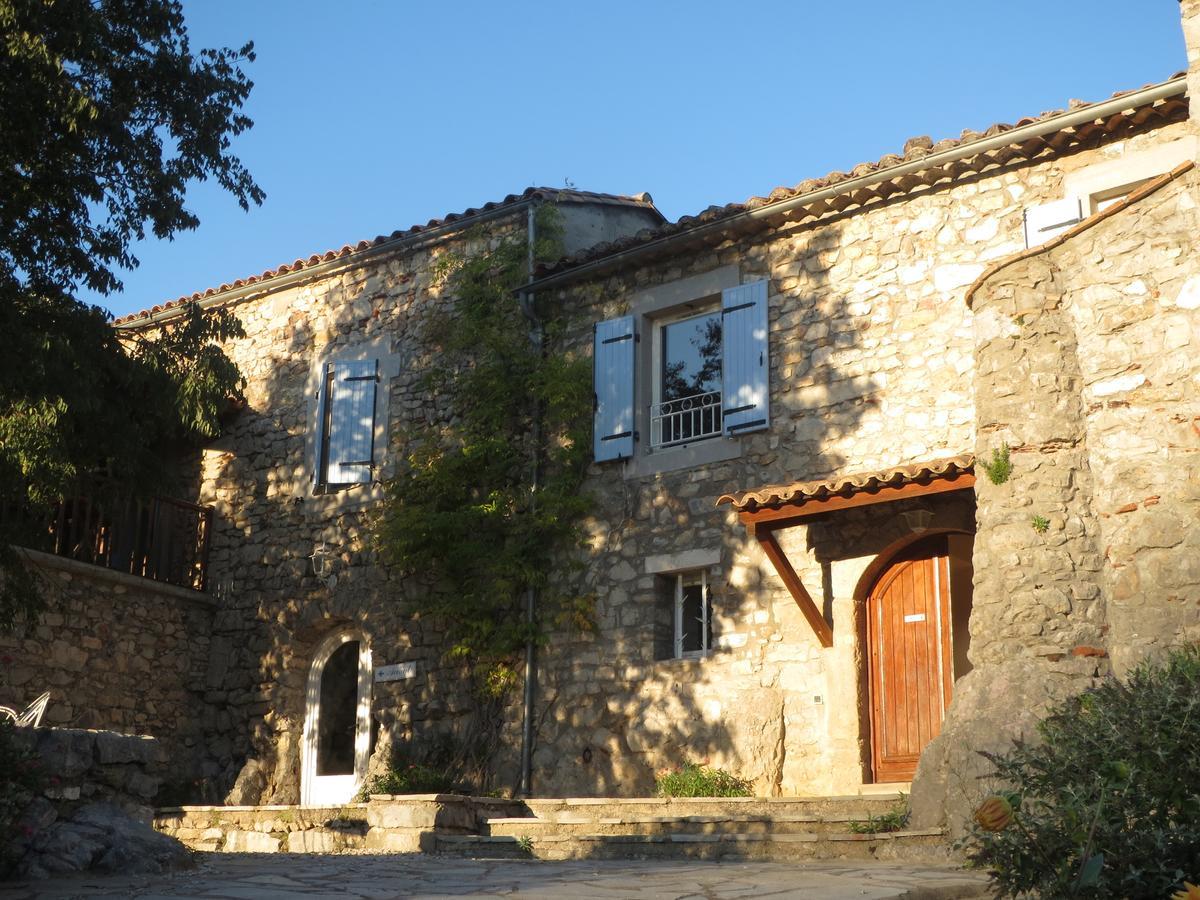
[516,203,541,798]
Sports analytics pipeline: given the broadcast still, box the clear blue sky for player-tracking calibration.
[91,1,1188,319]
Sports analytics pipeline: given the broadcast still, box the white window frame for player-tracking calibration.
[649,304,724,451]
[673,570,712,659]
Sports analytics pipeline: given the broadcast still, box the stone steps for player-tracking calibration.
[485,813,890,838]
[154,792,951,864]
[436,828,950,862]
[516,794,907,822]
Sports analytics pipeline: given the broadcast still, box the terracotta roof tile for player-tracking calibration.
[536,74,1188,281]
[716,454,976,512]
[113,187,661,326]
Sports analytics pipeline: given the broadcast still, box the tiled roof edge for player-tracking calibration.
[532,74,1188,288]
[717,454,976,512]
[113,187,662,328]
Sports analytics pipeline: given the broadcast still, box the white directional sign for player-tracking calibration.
[374,662,417,683]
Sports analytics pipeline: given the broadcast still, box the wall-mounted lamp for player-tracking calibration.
[310,542,335,579]
[901,506,934,534]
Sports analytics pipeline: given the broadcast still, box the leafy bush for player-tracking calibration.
[964,644,1200,899]
[655,762,752,798]
[358,763,457,799]
[848,796,910,834]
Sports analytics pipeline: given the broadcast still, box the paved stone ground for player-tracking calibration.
[0,854,990,899]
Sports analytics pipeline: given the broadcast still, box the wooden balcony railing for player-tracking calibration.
[8,492,212,592]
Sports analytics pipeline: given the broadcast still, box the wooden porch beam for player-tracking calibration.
[755,528,833,648]
[738,472,975,528]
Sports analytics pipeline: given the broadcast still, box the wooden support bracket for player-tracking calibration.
[755,527,833,648]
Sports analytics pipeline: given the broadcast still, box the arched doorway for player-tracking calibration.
[862,532,972,783]
[301,630,372,805]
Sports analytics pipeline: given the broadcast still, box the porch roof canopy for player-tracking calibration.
[715,454,976,649]
[717,453,976,527]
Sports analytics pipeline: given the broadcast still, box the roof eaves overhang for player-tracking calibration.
[528,76,1188,294]
[113,197,545,332]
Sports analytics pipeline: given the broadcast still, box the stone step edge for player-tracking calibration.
[155,793,906,816]
[521,794,906,806]
[485,814,881,825]
[157,803,372,814]
[441,829,944,846]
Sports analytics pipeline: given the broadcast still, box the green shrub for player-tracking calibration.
[963,644,1200,899]
[358,763,457,799]
[981,444,1013,485]
[655,762,752,798]
[848,796,910,834]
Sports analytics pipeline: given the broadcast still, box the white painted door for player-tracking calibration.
[301,632,372,805]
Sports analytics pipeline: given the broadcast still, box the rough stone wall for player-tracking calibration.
[912,165,1200,835]
[0,552,217,785]
[513,120,1191,798]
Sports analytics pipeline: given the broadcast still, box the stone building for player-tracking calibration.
[5,5,1199,830]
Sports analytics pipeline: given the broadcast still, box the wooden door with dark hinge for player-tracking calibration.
[868,535,954,783]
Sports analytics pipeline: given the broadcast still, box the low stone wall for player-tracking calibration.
[0,549,223,788]
[8,727,190,878]
[154,794,525,854]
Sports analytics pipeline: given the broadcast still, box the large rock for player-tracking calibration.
[19,802,192,879]
[225,757,268,805]
[910,657,1100,838]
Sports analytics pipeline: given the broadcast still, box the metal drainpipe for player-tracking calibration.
[517,204,541,798]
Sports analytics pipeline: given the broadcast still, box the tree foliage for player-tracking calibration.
[375,207,594,694]
[0,0,262,628]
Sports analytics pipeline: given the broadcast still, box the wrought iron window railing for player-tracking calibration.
[650,390,723,449]
[6,491,212,592]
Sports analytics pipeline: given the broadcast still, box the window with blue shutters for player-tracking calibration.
[592,278,770,463]
[314,358,379,488]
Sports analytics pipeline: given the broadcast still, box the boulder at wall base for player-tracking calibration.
[909,656,1101,839]
[17,802,192,879]
[225,757,268,806]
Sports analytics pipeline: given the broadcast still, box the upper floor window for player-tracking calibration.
[592,279,770,463]
[651,308,723,448]
[314,358,379,490]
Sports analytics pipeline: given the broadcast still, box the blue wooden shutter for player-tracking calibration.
[327,359,378,484]
[721,280,770,436]
[313,366,331,488]
[593,316,636,462]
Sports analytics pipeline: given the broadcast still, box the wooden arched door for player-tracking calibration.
[868,534,957,783]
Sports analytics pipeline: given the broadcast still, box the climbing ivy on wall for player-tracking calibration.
[374,205,594,696]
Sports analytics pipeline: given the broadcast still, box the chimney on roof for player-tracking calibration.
[1182,0,1200,130]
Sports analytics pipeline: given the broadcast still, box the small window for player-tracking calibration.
[651,309,723,449]
[673,570,713,658]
